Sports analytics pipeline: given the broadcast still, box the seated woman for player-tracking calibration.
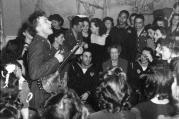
[88,69,137,119]
[132,64,176,119]
[42,88,89,119]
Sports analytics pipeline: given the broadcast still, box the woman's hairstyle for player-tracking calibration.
[43,89,84,119]
[90,18,107,36]
[147,64,174,100]
[152,16,168,28]
[48,30,65,44]
[49,14,64,26]
[103,17,114,27]
[28,10,46,34]
[95,70,131,112]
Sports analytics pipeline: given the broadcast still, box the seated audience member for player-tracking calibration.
[48,14,67,33]
[168,13,179,47]
[145,24,156,50]
[102,44,128,74]
[128,47,154,105]
[154,26,167,43]
[132,64,176,119]
[67,49,99,111]
[43,89,88,119]
[88,70,137,119]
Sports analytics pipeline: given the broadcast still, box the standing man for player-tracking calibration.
[28,11,64,113]
[64,16,83,51]
[135,14,148,56]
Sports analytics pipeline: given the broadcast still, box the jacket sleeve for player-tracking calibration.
[28,41,59,80]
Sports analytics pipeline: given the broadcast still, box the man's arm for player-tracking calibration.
[28,42,59,80]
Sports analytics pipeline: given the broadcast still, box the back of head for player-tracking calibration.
[147,64,174,100]
[96,70,131,112]
[43,89,83,119]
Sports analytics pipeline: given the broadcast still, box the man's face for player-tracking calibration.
[82,21,89,33]
[110,48,119,60]
[172,15,179,26]
[160,46,171,60]
[75,22,83,33]
[118,13,128,25]
[81,51,92,66]
[37,16,53,35]
[135,18,144,31]
[141,50,152,63]
[157,21,165,27]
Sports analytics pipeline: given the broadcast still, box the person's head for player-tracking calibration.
[103,17,114,31]
[49,14,64,29]
[80,49,92,67]
[155,38,164,57]
[90,18,107,36]
[28,10,53,38]
[82,17,90,33]
[141,47,154,63]
[153,17,168,28]
[147,64,174,100]
[157,39,179,61]
[171,13,179,27]
[129,13,137,27]
[145,24,156,39]
[134,14,145,31]
[71,16,83,33]
[43,89,83,119]
[154,27,167,42]
[117,10,129,26]
[48,30,65,45]
[108,45,122,61]
[173,2,179,14]
[96,70,131,112]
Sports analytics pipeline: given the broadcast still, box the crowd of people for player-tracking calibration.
[1,1,179,119]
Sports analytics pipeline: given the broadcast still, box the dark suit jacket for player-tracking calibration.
[87,110,136,119]
[64,29,83,50]
[28,35,60,110]
[102,57,128,74]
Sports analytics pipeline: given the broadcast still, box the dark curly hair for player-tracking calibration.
[90,18,107,36]
[95,71,131,112]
